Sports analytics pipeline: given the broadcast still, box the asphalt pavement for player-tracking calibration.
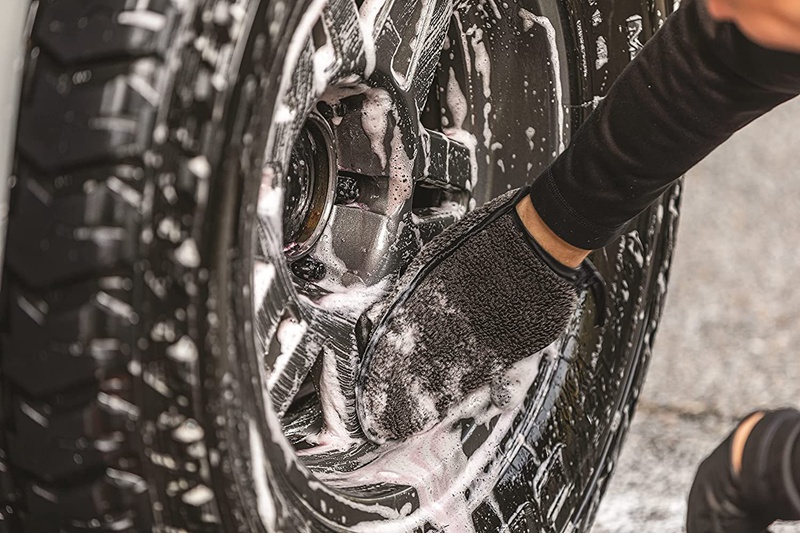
[593,97,800,531]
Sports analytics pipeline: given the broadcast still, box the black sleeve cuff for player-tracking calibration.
[529,167,627,250]
[739,408,800,522]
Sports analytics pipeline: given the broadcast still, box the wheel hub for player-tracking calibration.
[281,112,337,259]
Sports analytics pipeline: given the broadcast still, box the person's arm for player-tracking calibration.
[734,409,800,524]
[731,411,765,475]
[687,409,800,533]
[523,0,800,255]
[707,0,800,53]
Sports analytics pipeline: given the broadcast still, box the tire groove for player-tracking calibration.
[0,0,184,527]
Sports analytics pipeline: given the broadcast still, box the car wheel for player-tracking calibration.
[0,0,680,531]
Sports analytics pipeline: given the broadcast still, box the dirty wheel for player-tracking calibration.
[0,0,679,531]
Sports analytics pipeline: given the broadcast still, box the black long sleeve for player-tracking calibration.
[738,409,800,523]
[686,409,800,533]
[530,0,800,249]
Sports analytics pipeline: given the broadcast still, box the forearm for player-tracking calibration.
[687,409,800,533]
[708,0,800,53]
[529,0,800,250]
[736,409,800,522]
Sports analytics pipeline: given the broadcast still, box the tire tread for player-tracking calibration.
[1,0,183,528]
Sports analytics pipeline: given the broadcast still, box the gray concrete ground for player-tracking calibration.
[593,97,800,531]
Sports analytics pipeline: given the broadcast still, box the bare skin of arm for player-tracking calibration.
[731,411,765,475]
[516,198,590,269]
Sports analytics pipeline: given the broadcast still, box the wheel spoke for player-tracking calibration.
[270,302,372,440]
[420,128,475,190]
[318,0,454,105]
[267,0,456,167]
[366,0,453,109]
[336,91,419,217]
[304,308,364,440]
[256,209,381,434]
[321,205,399,284]
[265,0,367,166]
[321,0,371,82]
[330,102,475,224]
[265,41,319,166]
[263,314,318,417]
[253,223,292,349]
[253,218,323,417]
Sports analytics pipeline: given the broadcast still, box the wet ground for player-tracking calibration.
[593,97,800,532]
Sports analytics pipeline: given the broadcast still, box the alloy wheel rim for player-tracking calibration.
[248,0,580,524]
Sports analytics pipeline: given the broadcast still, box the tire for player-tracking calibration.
[0,0,680,532]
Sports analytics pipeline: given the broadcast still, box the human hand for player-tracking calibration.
[356,188,604,442]
[706,0,800,53]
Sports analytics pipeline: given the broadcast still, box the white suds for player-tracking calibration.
[518,10,565,154]
[181,484,214,506]
[443,128,479,190]
[358,0,389,77]
[257,171,282,220]
[304,347,358,451]
[267,318,308,389]
[106,469,148,493]
[166,335,199,364]
[187,155,212,180]
[253,261,276,313]
[386,121,415,215]
[97,392,141,420]
[173,419,204,443]
[96,292,138,323]
[20,402,48,427]
[360,89,394,170]
[174,238,201,268]
[596,36,609,70]
[446,67,468,131]
[314,280,388,318]
[117,10,167,32]
[313,34,336,95]
[248,419,278,530]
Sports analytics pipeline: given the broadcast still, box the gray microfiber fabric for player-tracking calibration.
[357,189,581,442]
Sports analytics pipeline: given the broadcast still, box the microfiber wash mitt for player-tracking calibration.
[356,187,605,442]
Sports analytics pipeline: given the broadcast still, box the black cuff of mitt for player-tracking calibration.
[509,200,607,327]
[738,408,800,522]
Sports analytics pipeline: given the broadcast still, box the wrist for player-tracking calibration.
[736,409,800,521]
[516,195,591,268]
[731,411,765,476]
